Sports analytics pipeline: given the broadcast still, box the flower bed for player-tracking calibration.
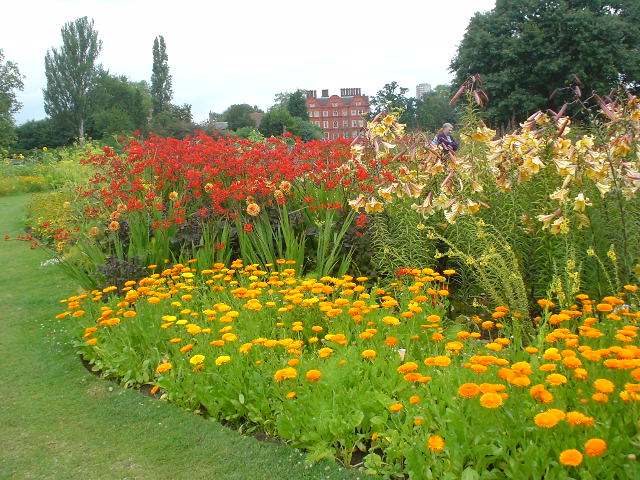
[60,259,640,478]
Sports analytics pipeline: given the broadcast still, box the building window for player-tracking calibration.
[351,109,357,116]
[358,120,364,127]
[342,120,348,127]
[313,111,320,117]
[323,120,329,128]
[309,103,315,108]
[332,110,338,117]
[322,111,328,117]
[342,109,347,116]
[333,121,339,128]
[331,102,339,107]
[355,102,361,106]
[352,120,358,127]
[324,132,329,138]
[315,121,321,126]
[344,131,350,138]
[333,133,339,139]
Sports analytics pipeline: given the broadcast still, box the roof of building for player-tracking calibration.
[307,95,370,107]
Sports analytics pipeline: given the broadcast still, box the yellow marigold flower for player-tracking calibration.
[426,314,441,323]
[431,332,445,342]
[559,449,583,467]
[427,435,445,452]
[87,337,98,345]
[593,378,615,393]
[215,355,231,366]
[458,383,480,398]
[479,392,503,408]
[383,316,400,326]
[584,438,607,457]
[180,344,194,353]
[362,349,377,359]
[169,337,181,343]
[591,392,609,403]
[286,391,297,399]
[190,354,205,365]
[156,362,172,373]
[306,369,322,382]
[525,347,539,354]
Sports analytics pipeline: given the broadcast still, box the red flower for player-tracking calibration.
[243,223,254,232]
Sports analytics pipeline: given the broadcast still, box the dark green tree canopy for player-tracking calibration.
[87,74,151,137]
[222,104,257,130]
[370,82,418,129]
[451,0,640,127]
[151,35,172,115]
[0,49,24,148]
[273,90,309,120]
[43,16,102,140]
[416,85,460,133]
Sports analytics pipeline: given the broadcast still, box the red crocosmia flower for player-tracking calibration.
[243,223,254,232]
[215,242,225,250]
[133,130,141,136]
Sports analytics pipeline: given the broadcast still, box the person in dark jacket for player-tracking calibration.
[433,123,459,152]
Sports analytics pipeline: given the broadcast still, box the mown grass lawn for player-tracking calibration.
[0,194,356,480]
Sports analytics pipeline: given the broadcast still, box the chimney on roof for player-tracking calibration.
[340,88,346,96]
[355,88,361,96]
[321,89,329,97]
[306,90,317,99]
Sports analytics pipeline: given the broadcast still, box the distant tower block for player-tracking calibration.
[416,83,432,100]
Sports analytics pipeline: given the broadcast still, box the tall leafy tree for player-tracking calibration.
[416,85,460,133]
[0,49,24,149]
[451,0,640,128]
[87,74,152,137]
[222,104,257,130]
[43,16,102,141]
[273,90,309,120]
[370,82,418,128]
[151,35,172,115]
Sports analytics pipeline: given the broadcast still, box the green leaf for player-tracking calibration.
[461,467,480,480]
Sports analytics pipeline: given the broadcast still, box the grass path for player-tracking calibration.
[0,194,355,480]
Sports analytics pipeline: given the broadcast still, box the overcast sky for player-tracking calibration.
[3,0,496,125]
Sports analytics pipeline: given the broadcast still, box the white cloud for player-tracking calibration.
[2,0,496,124]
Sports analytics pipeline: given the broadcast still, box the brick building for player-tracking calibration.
[305,88,370,139]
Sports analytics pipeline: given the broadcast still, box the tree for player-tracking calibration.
[370,82,418,128]
[87,74,151,137]
[0,49,24,149]
[259,107,293,137]
[451,0,640,128]
[151,35,172,115]
[15,118,74,151]
[222,104,257,130]
[416,85,460,133]
[44,16,102,141]
[273,90,309,120]
[149,103,193,138]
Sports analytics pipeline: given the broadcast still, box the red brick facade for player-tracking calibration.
[305,88,370,140]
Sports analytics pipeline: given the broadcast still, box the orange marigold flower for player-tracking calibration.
[409,395,421,404]
[306,369,322,382]
[546,373,568,386]
[479,392,503,408]
[274,367,297,381]
[559,449,583,467]
[593,378,615,393]
[397,361,419,374]
[246,202,261,216]
[584,438,607,457]
[180,344,194,353]
[385,336,398,347]
[362,349,377,359]
[534,411,560,428]
[458,383,480,398]
[427,435,445,452]
[155,362,172,373]
[389,403,404,412]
